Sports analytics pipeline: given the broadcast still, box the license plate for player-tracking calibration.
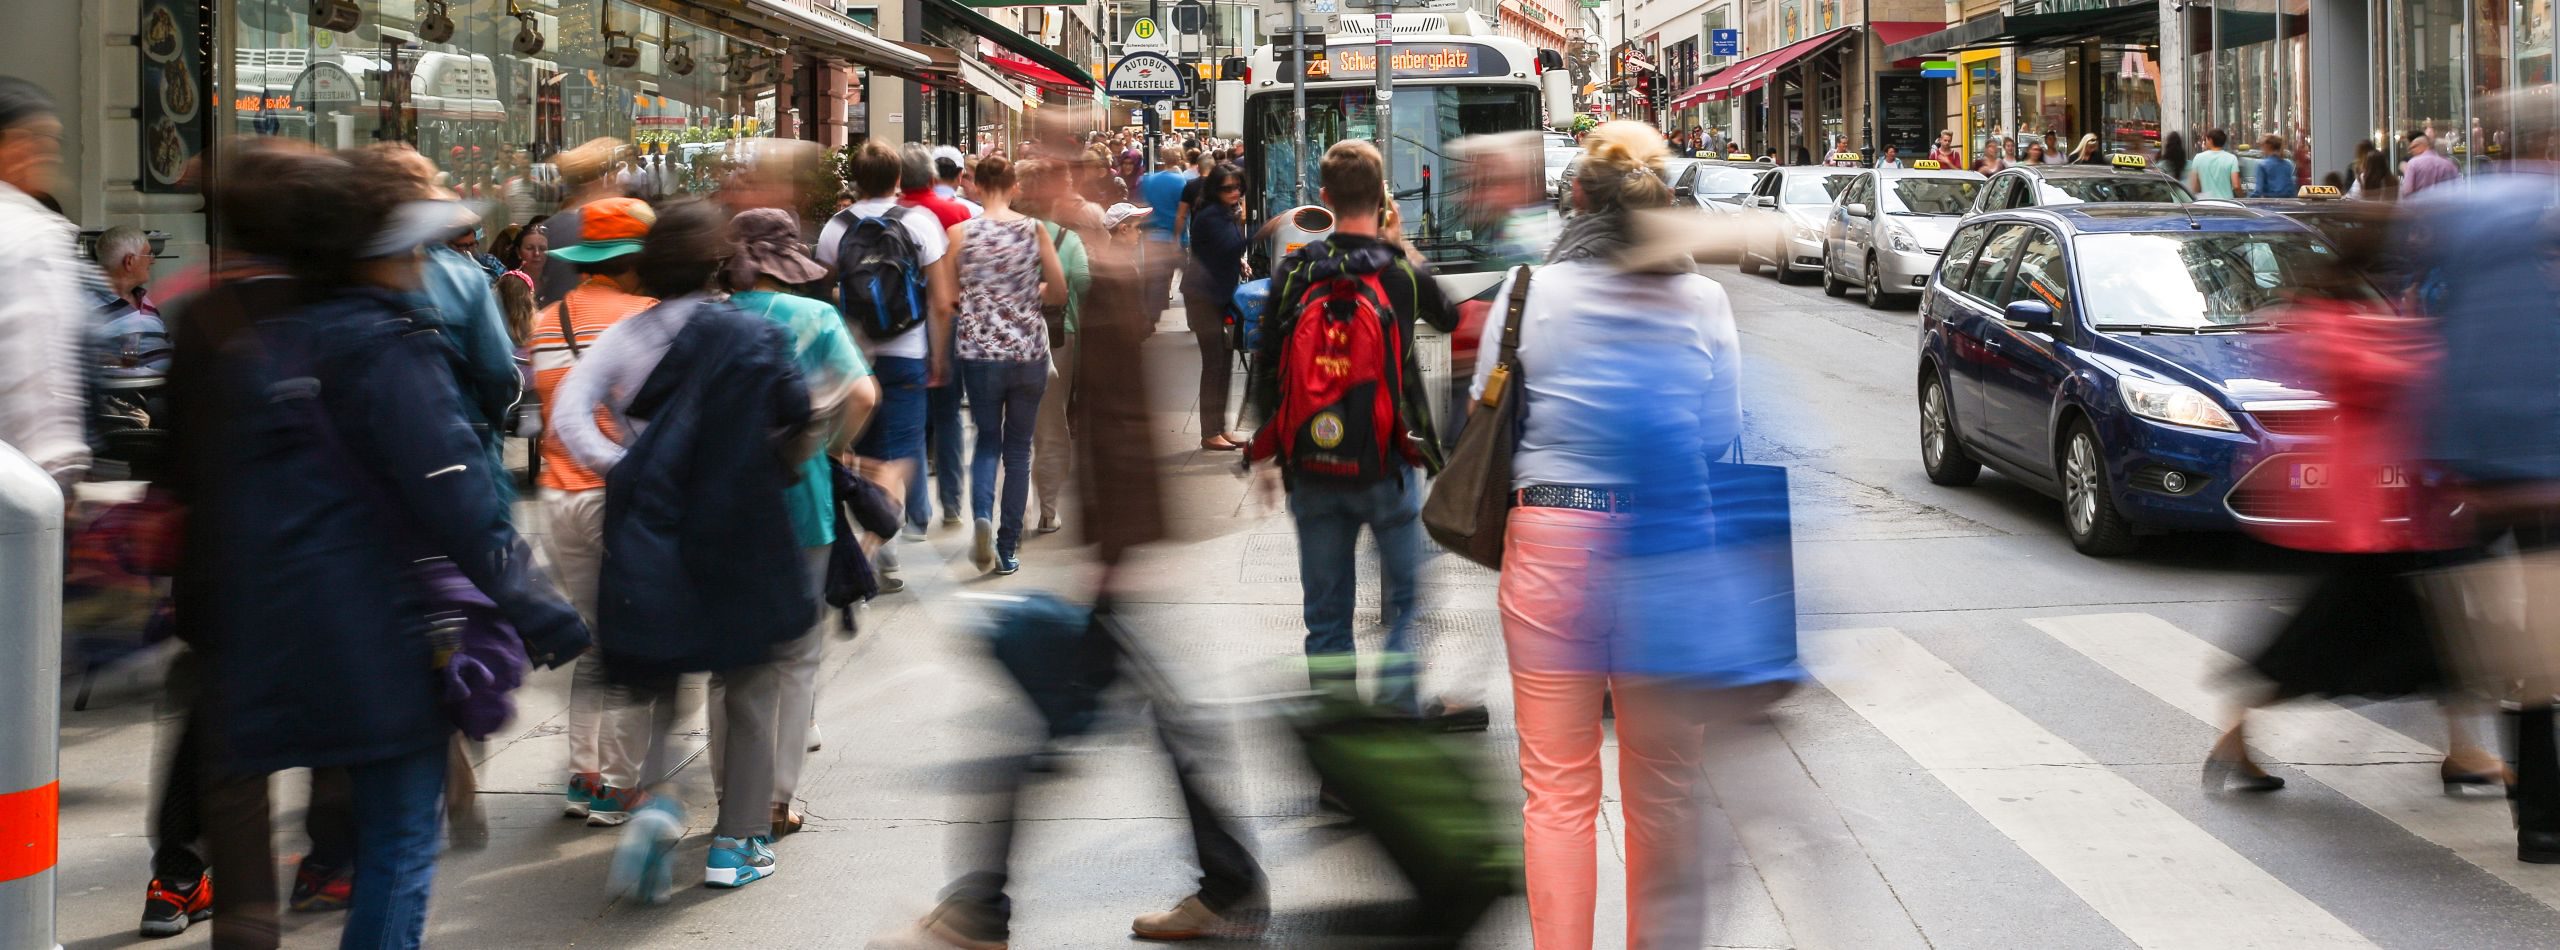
[2290,463,2407,489]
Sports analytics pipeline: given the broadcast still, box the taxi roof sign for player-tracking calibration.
[1909,159,1943,170]
[2107,152,2149,171]
[1830,151,1863,162]
[2296,184,2343,199]
[1725,152,1752,160]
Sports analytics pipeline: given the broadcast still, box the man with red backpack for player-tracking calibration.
[1246,139,1461,730]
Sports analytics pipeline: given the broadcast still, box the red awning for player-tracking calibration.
[988,55,1092,93]
[1701,27,1855,103]
[1869,21,1948,68]
[1668,79,1718,111]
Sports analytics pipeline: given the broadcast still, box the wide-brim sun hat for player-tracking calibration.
[727,207,827,286]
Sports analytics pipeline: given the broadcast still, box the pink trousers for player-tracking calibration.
[1500,505,1713,949]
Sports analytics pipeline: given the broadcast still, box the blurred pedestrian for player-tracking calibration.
[2160,131,2191,181]
[1471,120,1751,948]
[2189,129,2242,199]
[1930,129,1960,168]
[2019,138,2049,166]
[1186,164,1252,451]
[902,142,973,531]
[820,141,957,582]
[2255,135,2300,198]
[1455,132,1563,268]
[2208,202,2492,794]
[933,145,985,217]
[534,138,628,306]
[2069,133,2104,164]
[197,148,586,950]
[2346,138,2378,192]
[550,199,816,897]
[2402,131,2460,196]
[0,75,89,490]
[948,155,1067,576]
[1249,139,1459,728]
[2353,150,2400,201]
[1018,159,1093,536]
[715,207,876,838]
[2403,90,2560,862]
[1138,144,1194,322]
[525,197,661,826]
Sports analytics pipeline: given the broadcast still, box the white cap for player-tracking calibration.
[931,145,968,169]
[1103,202,1150,229]
[361,200,481,259]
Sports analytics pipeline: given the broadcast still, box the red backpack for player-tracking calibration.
[1248,265,1422,481]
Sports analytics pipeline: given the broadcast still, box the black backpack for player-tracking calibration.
[832,206,929,341]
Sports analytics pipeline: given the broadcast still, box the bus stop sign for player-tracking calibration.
[1107,51,1186,99]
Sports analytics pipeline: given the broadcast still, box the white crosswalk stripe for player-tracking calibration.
[1807,626,2377,949]
[2031,611,2560,913]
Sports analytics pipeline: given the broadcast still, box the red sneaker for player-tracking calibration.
[289,860,353,913]
[139,871,213,937]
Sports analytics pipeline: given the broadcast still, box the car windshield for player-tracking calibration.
[2076,231,2377,330]
[1249,86,1540,273]
[2036,175,2193,205]
[1889,178,1982,215]
[1545,147,1579,171]
[1785,173,1856,203]
[1694,166,1757,196]
[1657,158,1698,184]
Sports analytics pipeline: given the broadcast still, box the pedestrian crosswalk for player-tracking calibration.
[1777,610,2560,949]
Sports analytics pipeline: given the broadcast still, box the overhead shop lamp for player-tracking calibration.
[307,0,361,33]
[418,0,456,43]
[509,2,546,56]
[667,39,698,76]
[604,29,641,68]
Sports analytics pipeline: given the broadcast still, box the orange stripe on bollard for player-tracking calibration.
[0,781,58,882]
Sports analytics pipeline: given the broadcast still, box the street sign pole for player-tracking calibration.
[1377,1,1393,229]
[1148,0,1161,172]
[1293,0,1310,205]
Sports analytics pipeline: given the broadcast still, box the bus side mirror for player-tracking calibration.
[1213,81,1245,139]
[1542,71,1573,128]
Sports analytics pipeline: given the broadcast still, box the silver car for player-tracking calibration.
[1669,160,1761,263]
[1820,167,1986,308]
[1740,165,1861,283]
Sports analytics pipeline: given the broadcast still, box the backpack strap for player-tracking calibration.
[1495,265,1532,366]
[555,294,583,360]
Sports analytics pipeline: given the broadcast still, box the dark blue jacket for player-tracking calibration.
[2413,168,2560,483]
[205,287,585,773]
[599,299,815,680]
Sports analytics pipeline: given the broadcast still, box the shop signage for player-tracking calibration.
[1875,73,1930,156]
[137,0,209,192]
[292,61,360,105]
[1920,59,1957,78]
[1286,43,1504,82]
[1106,50,1185,98]
[1710,29,1739,57]
[1122,17,1171,54]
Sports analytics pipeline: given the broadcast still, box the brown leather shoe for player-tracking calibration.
[1130,895,1267,941]
[770,803,804,838]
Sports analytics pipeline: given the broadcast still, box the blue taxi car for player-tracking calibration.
[1915,204,2361,555]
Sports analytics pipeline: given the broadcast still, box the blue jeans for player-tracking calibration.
[339,742,448,950]
[1288,471,1423,713]
[858,356,929,523]
[928,379,966,512]
[960,358,1047,557]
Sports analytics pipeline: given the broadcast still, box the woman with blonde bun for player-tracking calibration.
[1472,121,1766,948]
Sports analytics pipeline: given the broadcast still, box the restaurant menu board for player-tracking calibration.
[138,1,210,191]
[1876,74,1931,160]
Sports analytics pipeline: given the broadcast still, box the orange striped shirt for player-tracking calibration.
[530,278,657,492]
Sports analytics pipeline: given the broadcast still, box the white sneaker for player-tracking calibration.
[972,518,998,573]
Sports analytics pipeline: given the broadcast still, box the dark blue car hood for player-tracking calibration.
[2093,331,2320,405]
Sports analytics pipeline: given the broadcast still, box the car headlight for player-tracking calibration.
[1793,218,1823,240]
[1886,225,1919,253]
[2118,377,2239,432]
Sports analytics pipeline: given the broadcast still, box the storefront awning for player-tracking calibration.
[988,56,1090,98]
[651,0,931,72]
[1868,21,1950,68]
[1884,3,2157,62]
[958,56,1027,111]
[924,0,1097,90]
[1699,28,1854,103]
[1668,80,1718,112]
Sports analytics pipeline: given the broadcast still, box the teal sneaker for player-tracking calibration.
[703,835,776,888]
[585,783,645,827]
[606,797,683,905]
[563,772,600,819]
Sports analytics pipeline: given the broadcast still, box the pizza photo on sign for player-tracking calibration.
[142,4,180,61]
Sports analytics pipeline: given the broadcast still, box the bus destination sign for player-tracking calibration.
[1291,43,1505,82]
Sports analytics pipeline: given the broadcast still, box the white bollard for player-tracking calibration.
[0,442,62,950]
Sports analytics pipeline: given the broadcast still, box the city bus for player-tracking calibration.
[1220,11,1572,299]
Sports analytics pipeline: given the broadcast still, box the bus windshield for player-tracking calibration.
[1249,85,1539,273]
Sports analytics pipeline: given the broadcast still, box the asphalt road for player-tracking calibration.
[47,266,2560,949]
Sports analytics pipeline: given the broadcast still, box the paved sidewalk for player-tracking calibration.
[51,308,1705,949]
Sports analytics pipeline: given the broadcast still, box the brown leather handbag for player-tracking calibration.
[1422,266,1533,569]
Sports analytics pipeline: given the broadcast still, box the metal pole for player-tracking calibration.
[0,443,63,950]
[1293,0,1310,205]
[1149,0,1163,172]
[1377,1,1394,227]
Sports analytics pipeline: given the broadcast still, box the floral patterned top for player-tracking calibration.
[955,217,1048,362]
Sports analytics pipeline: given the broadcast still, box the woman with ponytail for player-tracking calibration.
[1470,121,1764,948]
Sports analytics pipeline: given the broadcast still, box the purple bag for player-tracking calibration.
[417,558,528,740]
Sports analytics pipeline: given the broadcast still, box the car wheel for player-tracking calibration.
[2060,420,2139,557]
[1919,375,1981,487]
[1775,251,1808,284]
[1739,247,1763,276]
[1822,259,1848,297]
[1864,255,1894,310]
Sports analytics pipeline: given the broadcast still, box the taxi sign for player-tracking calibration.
[2296,184,2343,199]
[1830,151,1862,162]
[1725,152,1752,160]
[1909,159,1943,170]
[2107,152,2149,171]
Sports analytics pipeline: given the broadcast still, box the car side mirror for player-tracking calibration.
[1751,195,1775,208]
[1675,185,1694,199]
[2004,299,2057,331]
[1847,202,1871,218]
